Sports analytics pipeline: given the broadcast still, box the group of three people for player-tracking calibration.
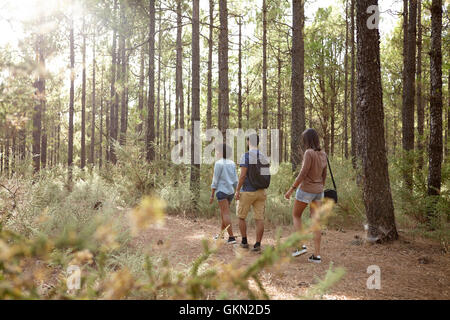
[210,128,327,263]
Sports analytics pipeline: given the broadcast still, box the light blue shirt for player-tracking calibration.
[211,158,238,195]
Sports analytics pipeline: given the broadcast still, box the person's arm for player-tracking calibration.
[235,167,247,200]
[210,162,222,203]
[322,164,327,187]
[284,151,312,199]
[210,188,216,204]
[233,164,238,190]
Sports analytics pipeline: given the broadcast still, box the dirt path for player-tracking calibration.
[134,214,449,300]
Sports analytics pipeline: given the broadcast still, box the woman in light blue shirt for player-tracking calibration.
[210,143,238,244]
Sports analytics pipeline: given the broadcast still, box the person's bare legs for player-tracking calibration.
[292,200,308,233]
[219,199,234,237]
[310,201,321,256]
[255,219,264,243]
[238,218,247,239]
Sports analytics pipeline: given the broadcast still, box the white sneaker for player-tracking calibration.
[292,245,307,257]
[308,254,322,263]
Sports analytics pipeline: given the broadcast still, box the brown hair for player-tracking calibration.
[302,128,321,151]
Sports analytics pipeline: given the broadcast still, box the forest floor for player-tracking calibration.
[133,214,450,300]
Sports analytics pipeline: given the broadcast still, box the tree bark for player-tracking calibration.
[157,1,162,154]
[90,31,96,165]
[176,0,184,130]
[146,0,156,161]
[344,0,349,159]
[350,0,356,167]
[109,0,118,164]
[402,0,417,190]
[291,0,305,171]
[356,0,398,242]
[416,0,424,170]
[427,0,443,198]
[238,16,242,129]
[68,15,75,180]
[190,0,200,206]
[163,77,167,156]
[277,48,283,161]
[99,67,104,168]
[137,44,145,135]
[119,4,127,146]
[218,0,229,136]
[207,0,213,129]
[81,15,87,169]
[262,0,268,129]
[33,30,45,173]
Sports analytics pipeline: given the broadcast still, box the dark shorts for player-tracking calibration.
[216,191,234,203]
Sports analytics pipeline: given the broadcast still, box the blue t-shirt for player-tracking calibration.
[211,158,238,195]
[239,149,268,192]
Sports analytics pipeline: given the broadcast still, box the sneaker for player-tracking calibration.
[251,243,261,252]
[292,245,307,257]
[308,254,322,264]
[240,242,249,249]
[227,237,237,244]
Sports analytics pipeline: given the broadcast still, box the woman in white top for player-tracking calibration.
[210,144,238,244]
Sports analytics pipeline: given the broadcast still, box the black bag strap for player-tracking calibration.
[326,156,337,191]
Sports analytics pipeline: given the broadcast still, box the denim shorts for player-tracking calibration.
[216,191,234,203]
[295,188,324,203]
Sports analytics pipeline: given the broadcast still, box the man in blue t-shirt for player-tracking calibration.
[235,134,268,252]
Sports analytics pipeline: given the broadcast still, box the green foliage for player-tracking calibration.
[0,170,344,299]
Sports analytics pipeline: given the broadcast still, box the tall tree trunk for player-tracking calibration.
[416,0,424,170]
[81,15,86,169]
[191,0,200,206]
[246,77,250,128]
[57,110,60,164]
[99,67,104,168]
[90,31,96,165]
[262,0,268,129]
[427,0,443,199]
[187,57,191,129]
[277,49,283,161]
[402,0,417,190]
[5,136,10,176]
[163,77,167,157]
[40,88,47,169]
[291,0,305,171]
[119,4,127,146]
[344,0,349,159]
[350,0,356,167]
[137,44,145,135]
[207,0,213,129]
[238,16,242,129]
[176,0,184,130]
[157,1,162,155]
[356,0,398,242]
[109,0,118,164]
[68,16,75,180]
[18,126,26,161]
[146,0,156,162]
[168,81,172,150]
[218,0,229,136]
[33,31,45,173]
[446,70,450,158]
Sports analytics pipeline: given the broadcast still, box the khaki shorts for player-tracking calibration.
[237,189,267,220]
